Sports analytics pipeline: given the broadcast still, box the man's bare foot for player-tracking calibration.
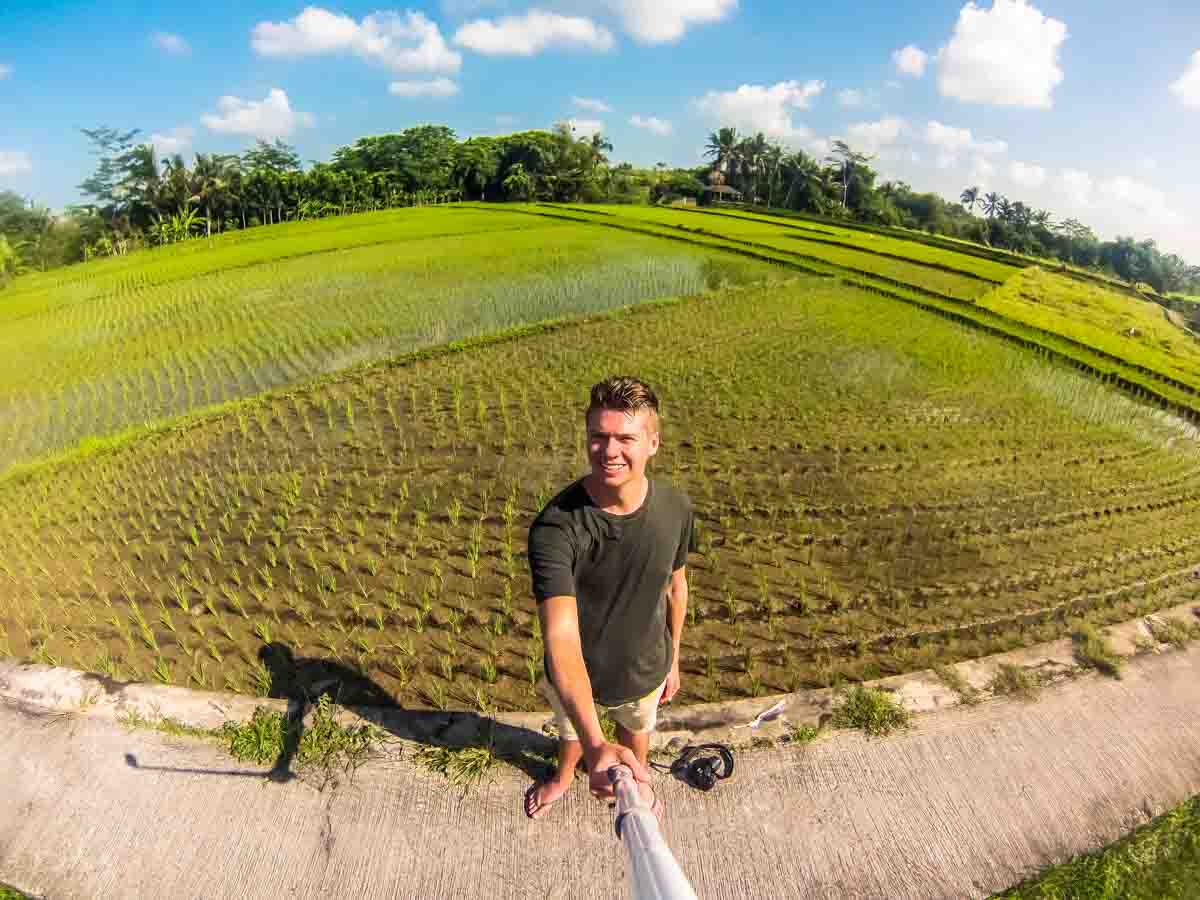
[525,775,572,819]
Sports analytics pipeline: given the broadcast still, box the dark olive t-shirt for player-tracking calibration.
[527,476,695,706]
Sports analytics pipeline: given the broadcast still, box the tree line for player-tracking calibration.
[677,127,1199,296]
[0,122,643,278]
[1,121,1196,297]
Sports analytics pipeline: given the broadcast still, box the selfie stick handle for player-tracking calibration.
[608,765,700,900]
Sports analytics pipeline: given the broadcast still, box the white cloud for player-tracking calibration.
[1170,50,1200,109]
[807,137,832,159]
[630,114,672,135]
[454,11,614,55]
[885,79,902,89]
[846,116,906,151]
[693,80,825,142]
[201,88,315,140]
[151,31,191,55]
[892,44,928,77]
[572,96,612,113]
[0,63,13,80]
[836,88,865,108]
[1099,176,1187,228]
[0,151,32,176]
[924,119,1007,168]
[388,77,460,98]
[1057,168,1093,207]
[560,118,604,138]
[253,7,461,73]
[606,0,738,44]
[937,0,1067,109]
[970,155,995,182]
[1008,160,1047,189]
[150,126,194,156]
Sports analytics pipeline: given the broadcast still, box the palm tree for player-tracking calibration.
[190,153,234,237]
[960,186,980,213]
[825,140,873,210]
[738,132,769,203]
[981,191,1003,219]
[704,127,740,181]
[763,143,784,208]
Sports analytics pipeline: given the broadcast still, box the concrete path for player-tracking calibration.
[2,647,1199,900]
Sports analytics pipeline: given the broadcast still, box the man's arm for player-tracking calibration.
[539,594,607,752]
[661,567,687,704]
[539,594,651,798]
[667,566,688,661]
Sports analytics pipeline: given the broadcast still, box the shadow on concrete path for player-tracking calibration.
[114,641,558,787]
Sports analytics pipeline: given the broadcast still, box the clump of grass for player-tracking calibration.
[413,744,500,792]
[987,663,1042,702]
[933,663,982,705]
[830,684,911,737]
[219,695,383,780]
[1072,623,1124,678]
[117,707,213,739]
[1145,616,1198,650]
[788,722,823,744]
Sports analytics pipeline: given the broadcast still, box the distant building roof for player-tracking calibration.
[702,185,742,196]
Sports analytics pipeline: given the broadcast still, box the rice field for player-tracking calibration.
[0,207,781,474]
[3,267,1198,714]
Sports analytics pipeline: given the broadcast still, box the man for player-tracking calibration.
[524,375,694,821]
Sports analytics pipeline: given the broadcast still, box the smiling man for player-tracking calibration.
[524,375,695,821]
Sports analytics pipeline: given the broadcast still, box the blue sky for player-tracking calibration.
[2,0,1198,259]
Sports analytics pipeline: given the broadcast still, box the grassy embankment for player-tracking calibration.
[518,203,1200,421]
[994,795,1200,899]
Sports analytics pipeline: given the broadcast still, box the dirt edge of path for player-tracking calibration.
[1,600,1196,758]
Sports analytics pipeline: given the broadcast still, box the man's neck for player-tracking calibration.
[582,472,649,515]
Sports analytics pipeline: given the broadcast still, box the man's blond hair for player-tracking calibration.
[585,376,660,435]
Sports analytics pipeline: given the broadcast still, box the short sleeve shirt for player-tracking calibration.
[527,476,695,706]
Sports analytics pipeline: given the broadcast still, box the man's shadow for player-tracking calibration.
[255,641,557,786]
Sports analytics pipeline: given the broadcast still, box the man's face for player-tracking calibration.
[587,408,659,488]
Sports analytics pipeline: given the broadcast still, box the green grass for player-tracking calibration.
[993,795,1200,899]
[830,685,911,737]
[978,268,1200,392]
[0,885,30,900]
[1071,623,1124,678]
[117,695,385,784]
[1145,616,1200,649]
[933,663,982,705]
[987,664,1043,702]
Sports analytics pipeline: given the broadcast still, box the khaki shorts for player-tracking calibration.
[537,673,667,741]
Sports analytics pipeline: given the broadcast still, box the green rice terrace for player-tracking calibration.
[3,203,1200,713]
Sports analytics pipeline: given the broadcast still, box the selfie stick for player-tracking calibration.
[607,765,700,900]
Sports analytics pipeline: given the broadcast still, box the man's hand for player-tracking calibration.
[583,741,651,801]
[660,659,680,705]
